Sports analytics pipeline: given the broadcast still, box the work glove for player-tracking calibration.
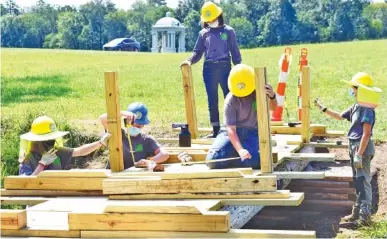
[180,60,191,67]
[354,154,363,169]
[238,149,252,161]
[39,148,58,166]
[314,98,326,111]
[136,159,156,171]
[99,132,112,147]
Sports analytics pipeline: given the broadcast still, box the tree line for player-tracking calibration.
[1,0,387,51]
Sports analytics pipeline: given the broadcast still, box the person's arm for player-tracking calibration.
[150,147,169,164]
[99,111,136,130]
[31,164,45,176]
[182,33,205,66]
[228,29,242,65]
[314,98,347,120]
[227,126,251,160]
[357,123,372,156]
[265,84,277,111]
[72,133,111,157]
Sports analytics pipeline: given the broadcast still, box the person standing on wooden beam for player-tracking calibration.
[181,1,242,138]
[18,116,111,176]
[206,64,277,169]
[100,102,169,170]
[314,72,382,228]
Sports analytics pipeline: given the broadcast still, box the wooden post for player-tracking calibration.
[180,65,199,139]
[104,72,124,172]
[301,66,311,143]
[255,67,273,173]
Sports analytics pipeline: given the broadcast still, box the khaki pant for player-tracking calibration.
[349,139,374,206]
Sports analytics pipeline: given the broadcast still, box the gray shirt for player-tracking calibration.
[224,92,257,129]
[19,147,74,175]
[341,104,375,140]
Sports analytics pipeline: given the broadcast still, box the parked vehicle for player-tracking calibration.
[103,38,140,51]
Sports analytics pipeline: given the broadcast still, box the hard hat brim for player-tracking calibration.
[342,80,382,92]
[134,118,150,125]
[20,131,69,141]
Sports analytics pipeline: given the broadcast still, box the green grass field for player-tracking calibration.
[2,39,387,140]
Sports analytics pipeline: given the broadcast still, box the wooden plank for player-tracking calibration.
[4,176,103,191]
[165,145,211,151]
[104,71,124,172]
[270,124,326,135]
[181,64,199,139]
[0,189,103,197]
[109,190,290,200]
[26,197,108,212]
[273,171,325,179]
[313,130,345,137]
[103,176,277,194]
[302,199,354,207]
[301,66,311,143]
[1,228,80,238]
[167,150,207,162]
[0,196,49,206]
[283,153,335,162]
[221,192,304,206]
[286,186,355,195]
[69,211,230,232]
[81,229,316,238]
[104,200,221,214]
[255,67,273,173]
[158,138,213,145]
[305,192,349,200]
[324,172,353,182]
[37,169,110,178]
[303,142,348,149]
[0,209,27,230]
[289,180,350,188]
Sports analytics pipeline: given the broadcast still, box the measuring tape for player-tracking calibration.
[126,124,137,166]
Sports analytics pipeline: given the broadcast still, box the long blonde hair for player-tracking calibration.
[18,138,64,163]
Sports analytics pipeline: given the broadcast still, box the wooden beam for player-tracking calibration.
[0,189,103,197]
[286,186,355,195]
[81,229,316,238]
[37,169,110,178]
[221,192,304,206]
[324,172,353,182]
[109,190,290,200]
[104,71,124,172]
[301,66,311,143]
[273,171,325,179]
[303,142,348,148]
[167,150,207,162]
[313,130,345,137]
[0,209,27,230]
[4,176,103,191]
[289,180,350,188]
[158,138,213,145]
[305,192,349,200]
[165,145,211,151]
[0,196,49,206]
[103,176,277,194]
[69,211,230,232]
[1,229,80,238]
[255,67,273,173]
[181,64,199,139]
[282,153,335,162]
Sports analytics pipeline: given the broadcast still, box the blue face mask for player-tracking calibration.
[129,127,141,136]
[349,89,356,97]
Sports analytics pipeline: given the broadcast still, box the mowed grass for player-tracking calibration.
[1,39,387,140]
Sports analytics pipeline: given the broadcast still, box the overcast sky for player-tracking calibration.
[1,0,181,10]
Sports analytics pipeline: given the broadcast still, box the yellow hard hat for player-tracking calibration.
[344,72,375,88]
[201,2,222,23]
[20,116,69,141]
[228,64,255,97]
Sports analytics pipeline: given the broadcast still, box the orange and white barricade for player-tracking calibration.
[272,47,292,121]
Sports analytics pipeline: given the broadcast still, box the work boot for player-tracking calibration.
[341,205,360,222]
[340,204,371,229]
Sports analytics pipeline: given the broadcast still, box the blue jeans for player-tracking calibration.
[203,61,231,127]
[206,127,260,169]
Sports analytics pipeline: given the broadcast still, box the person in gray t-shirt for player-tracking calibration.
[314,72,380,228]
[19,116,111,176]
[206,64,277,169]
[100,102,169,169]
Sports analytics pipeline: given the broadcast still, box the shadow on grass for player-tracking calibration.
[1,75,73,106]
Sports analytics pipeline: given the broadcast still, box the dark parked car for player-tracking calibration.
[103,38,140,51]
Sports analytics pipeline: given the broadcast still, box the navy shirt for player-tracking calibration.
[341,104,375,140]
[189,25,242,65]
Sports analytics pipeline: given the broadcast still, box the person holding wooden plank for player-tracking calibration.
[18,116,111,176]
[181,1,242,138]
[206,64,277,169]
[314,72,381,228]
[100,102,169,170]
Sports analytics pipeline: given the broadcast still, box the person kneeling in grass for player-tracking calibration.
[19,116,111,176]
[314,72,381,228]
[206,64,277,169]
[100,102,169,170]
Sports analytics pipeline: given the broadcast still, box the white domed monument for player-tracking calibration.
[151,12,186,53]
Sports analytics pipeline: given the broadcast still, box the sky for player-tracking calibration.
[1,0,181,10]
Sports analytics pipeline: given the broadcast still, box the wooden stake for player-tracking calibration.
[104,72,124,172]
[181,65,199,139]
[301,66,311,143]
[255,67,273,173]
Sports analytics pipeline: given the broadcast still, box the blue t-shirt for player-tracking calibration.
[341,104,375,140]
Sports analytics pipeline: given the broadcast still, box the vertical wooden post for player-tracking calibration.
[301,66,311,143]
[255,67,273,173]
[180,64,199,139]
[104,72,124,172]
